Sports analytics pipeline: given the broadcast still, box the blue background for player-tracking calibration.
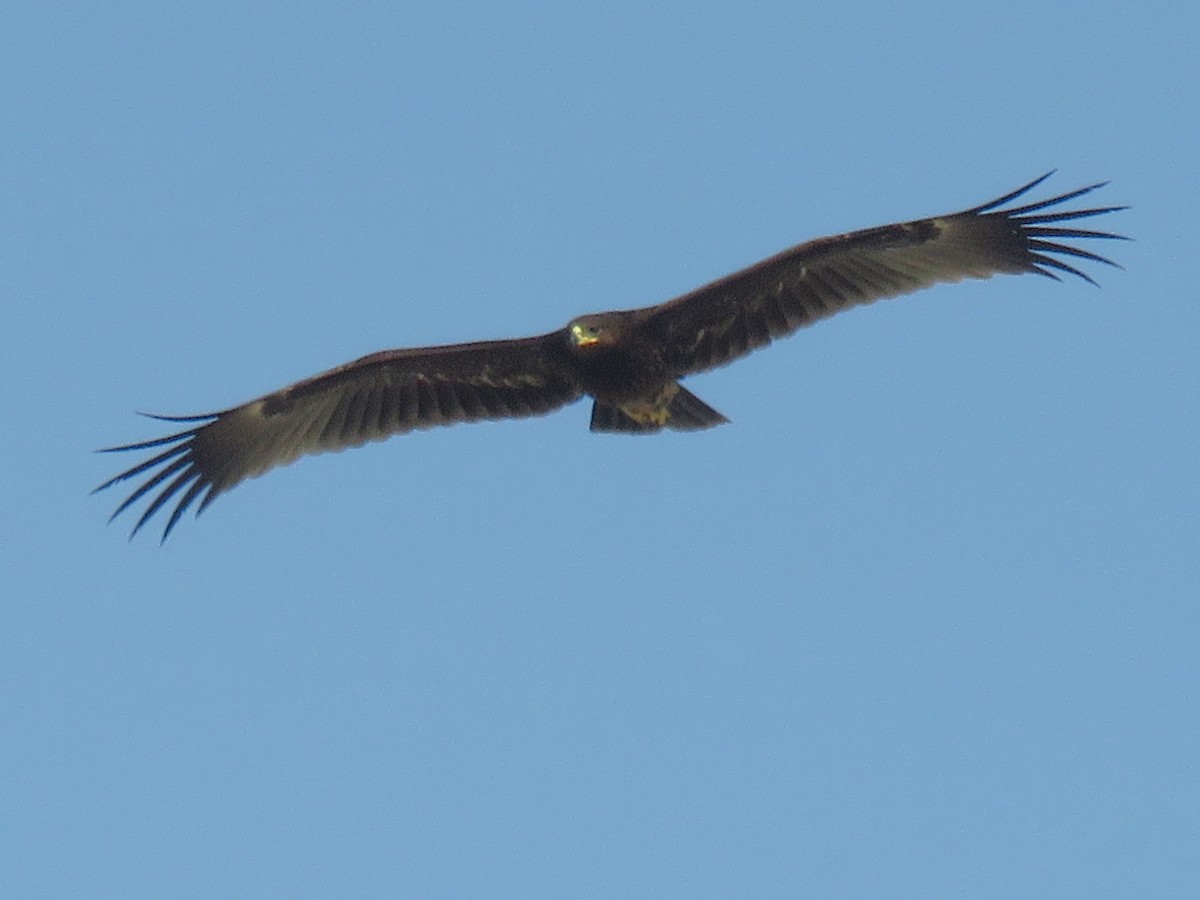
[4,2,1197,897]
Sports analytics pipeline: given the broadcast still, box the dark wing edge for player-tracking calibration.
[961,171,1127,285]
[94,413,227,543]
[649,171,1129,376]
[95,335,582,542]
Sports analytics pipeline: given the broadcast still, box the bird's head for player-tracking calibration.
[568,316,616,350]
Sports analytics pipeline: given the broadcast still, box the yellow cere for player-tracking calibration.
[571,322,600,347]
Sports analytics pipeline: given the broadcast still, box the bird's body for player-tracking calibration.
[97,173,1127,540]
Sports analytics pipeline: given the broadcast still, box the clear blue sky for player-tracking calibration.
[4,2,1197,897]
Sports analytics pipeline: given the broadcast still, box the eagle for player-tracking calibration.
[97,173,1126,541]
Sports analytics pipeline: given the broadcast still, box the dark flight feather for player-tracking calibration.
[97,173,1126,541]
[646,172,1126,375]
[97,337,583,540]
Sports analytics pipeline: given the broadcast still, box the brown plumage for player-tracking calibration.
[97,173,1127,540]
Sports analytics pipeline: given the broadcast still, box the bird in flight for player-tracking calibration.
[97,172,1126,541]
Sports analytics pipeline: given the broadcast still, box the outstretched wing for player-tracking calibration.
[645,173,1128,376]
[97,334,582,541]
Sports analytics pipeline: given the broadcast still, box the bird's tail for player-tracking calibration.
[589,384,729,434]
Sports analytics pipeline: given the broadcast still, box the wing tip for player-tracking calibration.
[969,173,1128,285]
[967,170,1056,214]
[96,414,222,542]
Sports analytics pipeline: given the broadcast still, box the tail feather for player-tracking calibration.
[589,384,729,434]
